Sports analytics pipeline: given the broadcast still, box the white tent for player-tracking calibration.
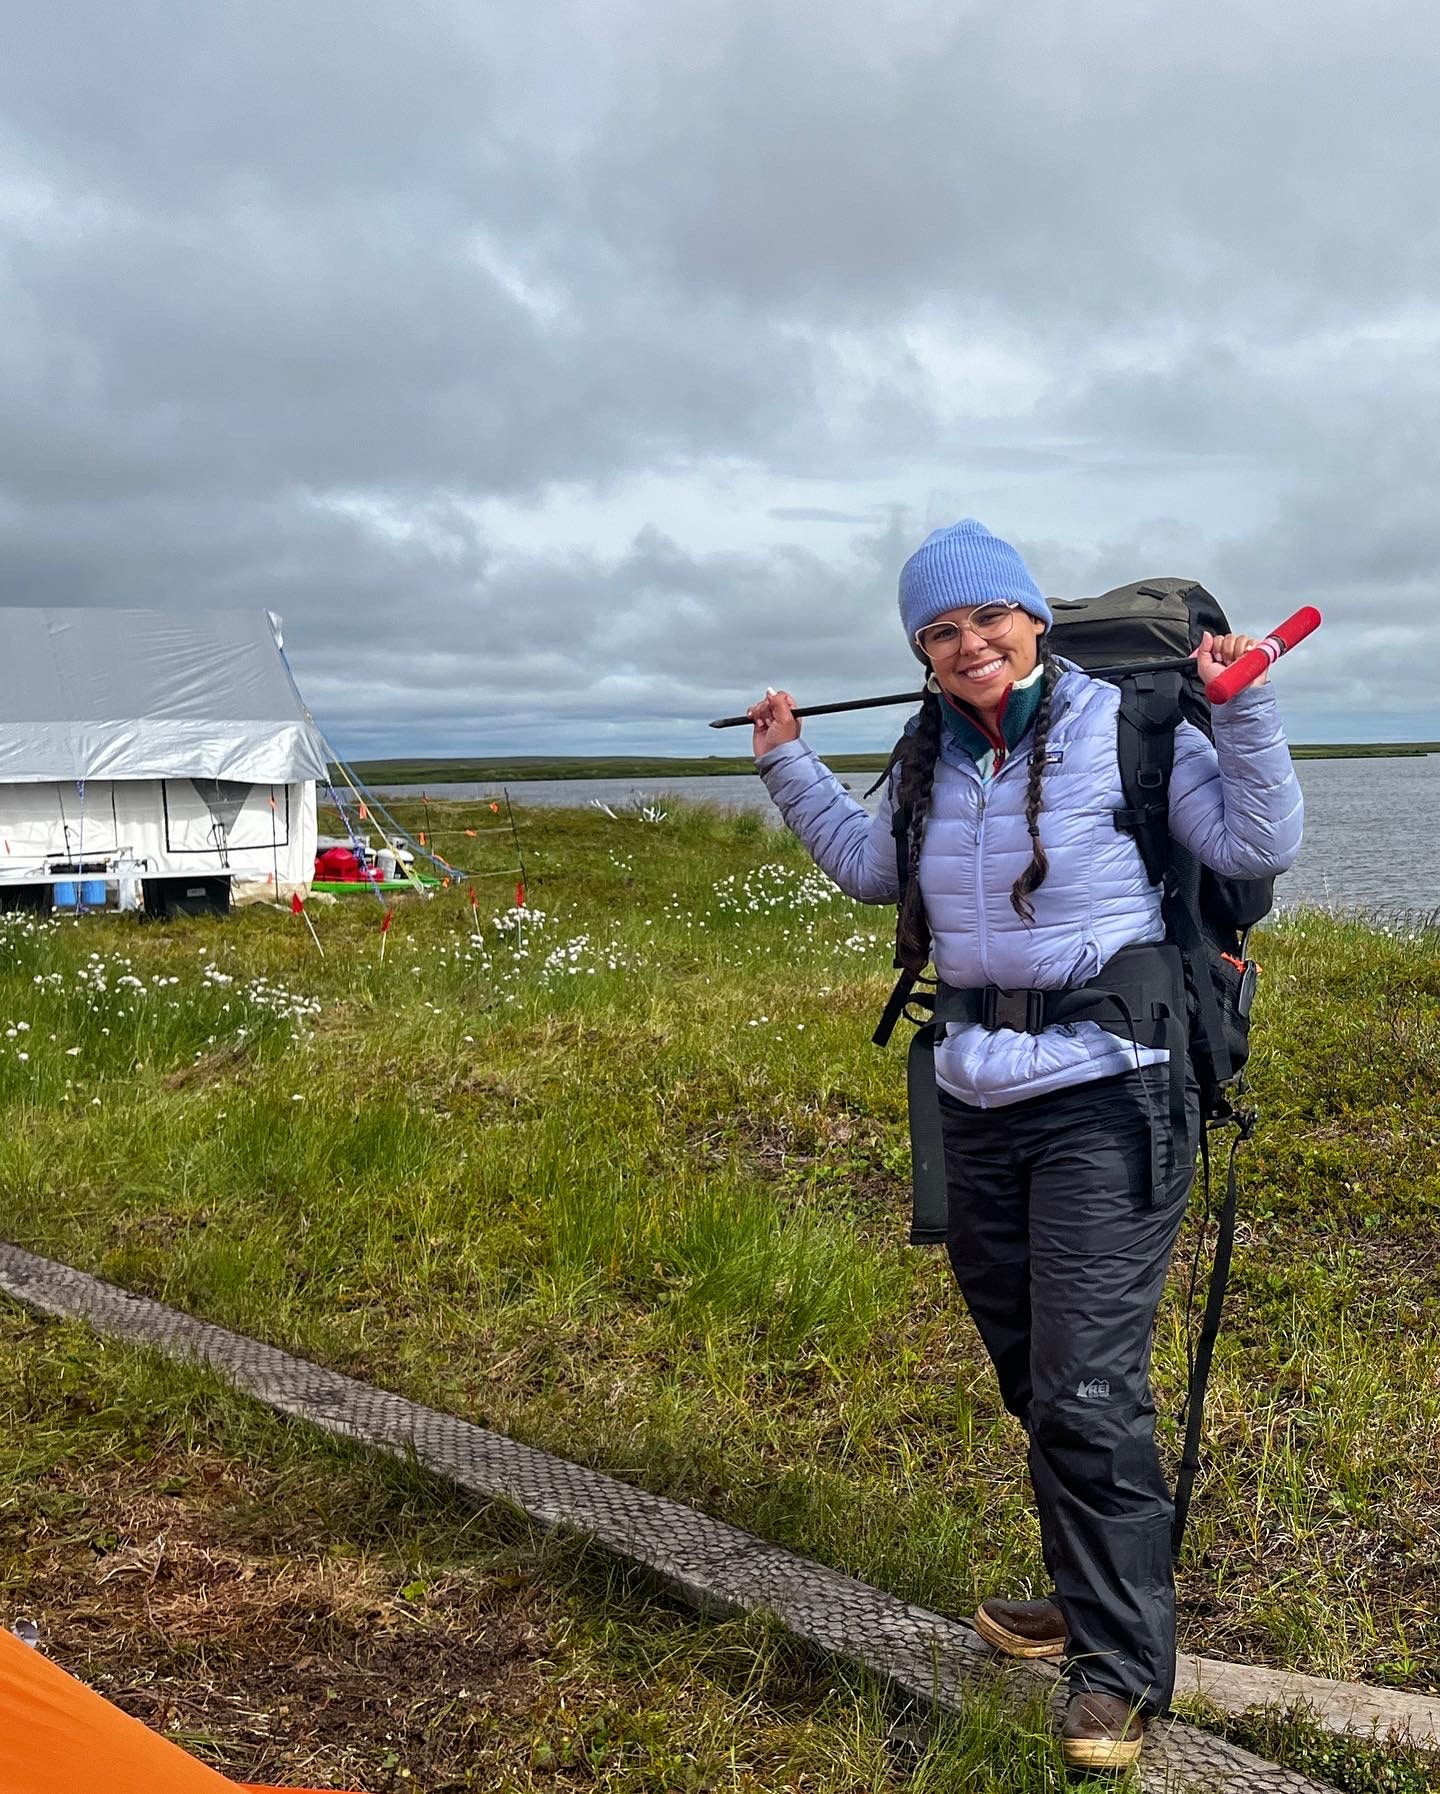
[0,608,328,912]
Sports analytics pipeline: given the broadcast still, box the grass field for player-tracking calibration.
[340,753,900,783]
[2,796,1438,1789]
[341,743,1439,785]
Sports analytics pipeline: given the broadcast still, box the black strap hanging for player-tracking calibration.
[1171,1119,1247,1559]
[904,1023,949,1245]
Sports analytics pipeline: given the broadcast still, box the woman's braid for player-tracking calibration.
[864,689,943,974]
[1009,642,1058,924]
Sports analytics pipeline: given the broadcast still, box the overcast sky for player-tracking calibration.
[2,1,1437,757]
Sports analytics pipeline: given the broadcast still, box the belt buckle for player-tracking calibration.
[984,987,1042,1033]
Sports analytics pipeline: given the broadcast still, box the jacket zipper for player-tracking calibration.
[973,750,1033,984]
[974,779,989,976]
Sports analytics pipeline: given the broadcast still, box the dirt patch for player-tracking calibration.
[427,1063,543,1122]
[163,1040,253,1090]
[688,1100,909,1229]
[9,1463,560,1790]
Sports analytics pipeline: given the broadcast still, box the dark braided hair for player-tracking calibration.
[864,687,943,974]
[1009,639,1059,924]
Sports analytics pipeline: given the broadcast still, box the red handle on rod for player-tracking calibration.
[1205,605,1321,705]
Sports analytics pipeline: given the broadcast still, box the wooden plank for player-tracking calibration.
[1177,1653,1440,1748]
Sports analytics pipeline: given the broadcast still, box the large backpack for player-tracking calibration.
[880,576,1274,1558]
[1047,577,1273,1123]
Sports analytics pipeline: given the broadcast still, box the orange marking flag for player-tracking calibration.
[0,1627,364,1793]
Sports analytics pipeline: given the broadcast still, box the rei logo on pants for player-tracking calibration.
[1076,1377,1111,1400]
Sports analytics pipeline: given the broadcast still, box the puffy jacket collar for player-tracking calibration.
[939,661,1046,772]
[934,657,1092,777]
[900,658,1093,775]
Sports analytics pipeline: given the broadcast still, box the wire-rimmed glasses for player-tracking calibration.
[914,602,1022,657]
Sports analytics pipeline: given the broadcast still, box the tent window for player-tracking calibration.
[161,781,291,857]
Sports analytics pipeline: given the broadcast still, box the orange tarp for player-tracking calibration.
[0,1627,362,1794]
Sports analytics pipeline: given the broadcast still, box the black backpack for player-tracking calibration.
[1047,577,1272,1123]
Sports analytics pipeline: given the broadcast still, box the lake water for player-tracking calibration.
[377,756,1439,917]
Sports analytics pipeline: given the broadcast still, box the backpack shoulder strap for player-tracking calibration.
[1111,666,1234,1099]
[872,780,919,1048]
[891,779,912,893]
[1112,668,1184,887]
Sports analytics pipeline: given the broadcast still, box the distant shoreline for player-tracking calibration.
[342,743,1438,783]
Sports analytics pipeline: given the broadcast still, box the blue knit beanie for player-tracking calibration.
[898,519,1052,659]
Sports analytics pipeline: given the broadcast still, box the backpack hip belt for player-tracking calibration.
[902,942,1189,1246]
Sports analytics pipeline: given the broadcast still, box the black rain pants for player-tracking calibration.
[940,1063,1200,1715]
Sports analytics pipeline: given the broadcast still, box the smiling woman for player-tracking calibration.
[748,517,1303,1773]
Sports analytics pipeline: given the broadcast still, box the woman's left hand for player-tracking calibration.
[1195,629,1266,690]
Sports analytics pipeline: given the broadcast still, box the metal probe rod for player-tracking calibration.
[709,689,924,729]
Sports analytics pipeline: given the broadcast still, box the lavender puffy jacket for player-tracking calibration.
[758,662,1304,1109]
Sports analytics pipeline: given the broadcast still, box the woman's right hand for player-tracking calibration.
[748,688,802,758]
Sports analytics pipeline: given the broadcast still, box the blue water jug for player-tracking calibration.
[53,880,78,909]
[80,879,107,907]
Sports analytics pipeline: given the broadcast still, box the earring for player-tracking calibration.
[924,670,942,693]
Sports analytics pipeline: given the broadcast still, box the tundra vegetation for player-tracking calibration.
[341,742,1440,784]
[1,798,1437,1792]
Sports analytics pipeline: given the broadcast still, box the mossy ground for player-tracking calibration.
[1,797,1436,1789]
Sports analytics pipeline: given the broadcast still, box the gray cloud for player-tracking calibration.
[768,507,878,523]
[0,1,1436,754]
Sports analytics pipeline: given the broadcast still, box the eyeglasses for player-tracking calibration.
[914,602,1022,656]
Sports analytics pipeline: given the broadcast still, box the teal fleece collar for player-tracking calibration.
[939,661,1047,772]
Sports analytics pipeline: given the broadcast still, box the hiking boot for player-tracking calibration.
[971,1593,1068,1659]
[1060,1691,1145,1772]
